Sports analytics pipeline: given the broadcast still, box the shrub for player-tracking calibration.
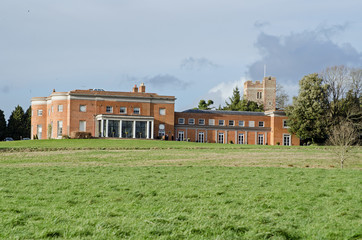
[70,132,91,139]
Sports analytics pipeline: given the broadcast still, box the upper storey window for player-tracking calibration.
[239,121,244,126]
[58,105,63,112]
[198,119,205,125]
[120,107,126,114]
[283,120,289,128]
[178,118,185,124]
[219,120,225,126]
[80,105,86,112]
[134,107,140,114]
[229,120,234,126]
[188,118,195,125]
[159,108,166,115]
[37,109,43,116]
[257,92,262,99]
[209,119,215,125]
[259,121,264,127]
[106,106,113,113]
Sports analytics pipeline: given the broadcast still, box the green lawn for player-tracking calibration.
[0,139,361,239]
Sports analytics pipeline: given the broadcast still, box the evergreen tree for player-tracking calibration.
[0,110,6,140]
[197,100,214,110]
[224,87,242,111]
[286,73,329,144]
[23,106,32,138]
[7,105,25,140]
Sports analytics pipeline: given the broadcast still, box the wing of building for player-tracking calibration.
[31,83,299,146]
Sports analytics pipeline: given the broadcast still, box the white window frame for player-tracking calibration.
[239,121,244,127]
[120,107,127,114]
[188,118,195,125]
[238,133,244,144]
[57,121,63,137]
[178,131,184,141]
[198,119,205,125]
[159,108,166,115]
[37,109,43,116]
[79,120,86,132]
[218,133,224,144]
[249,121,255,127]
[198,132,205,143]
[178,118,185,124]
[257,92,262,99]
[51,106,54,113]
[37,124,42,139]
[257,134,264,145]
[80,105,86,112]
[58,105,63,112]
[133,107,140,115]
[106,106,113,113]
[283,134,291,146]
[229,120,234,126]
[209,119,215,125]
[258,121,264,127]
[283,120,289,128]
[218,120,225,126]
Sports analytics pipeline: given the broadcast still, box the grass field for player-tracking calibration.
[0,139,361,239]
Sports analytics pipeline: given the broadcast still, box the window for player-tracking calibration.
[238,134,244,144]
[134,107,140,114]
[48,109,50,116]
[249,121,255,127]
[58,105,63,112]
[259,121,264,127]
[158,124,165,136]
[37,125,42,139]
[37,109,43,116]
[80,105,86,112]
[198,132,205,143]
[198,119,205,125]
[218,120,225,126]
[159,108,166,115]
[283,120,289,128]
[283,134,291,146]
[257,134,264,145]
[188,118,195,125]
[218,133,224,144]
[239,121,244,127]
[257,92,262,99]
[120,107,127,114]
[209,119,215,125]
[57,121,63,137]
[229,120,234,126]
[106,106,113,113]
[51,106,54,112]
[79,121,86,132]
[178,131,184,141]
[178,118,185,124]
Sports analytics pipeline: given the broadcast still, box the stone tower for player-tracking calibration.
[243,76,276,111]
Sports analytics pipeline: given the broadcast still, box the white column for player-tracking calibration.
[151,121,154,139]
[226,131,228,144]
[245,131,248,144]
[255,132,257,145]
[146,121,150,139]
[235,131,237,144]
[119,120,122,138]
[105,119,109,137]
[133,121,136,138]
[100,120,104,137]
[265,132,267,145]
[215,130,218,143]
[195,129,197,142]
[206,130,208,143]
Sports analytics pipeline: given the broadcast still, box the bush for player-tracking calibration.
[70,132,91,139]
[276,142,280,145]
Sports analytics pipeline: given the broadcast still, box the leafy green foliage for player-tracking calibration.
[0,109,6,140]
[223,87,264,112]
[197,99,214,110]
[286,74,329,143]
[23,106,31,138]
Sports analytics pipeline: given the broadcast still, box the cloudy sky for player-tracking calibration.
[1,0,361,118]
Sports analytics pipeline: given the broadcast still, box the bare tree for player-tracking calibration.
[276,83,289,109]
[328,121,359,169]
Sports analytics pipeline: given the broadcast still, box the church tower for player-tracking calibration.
[243,76,276,111]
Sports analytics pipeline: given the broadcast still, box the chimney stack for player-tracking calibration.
[132,84,138,93]
[139,83,146,93]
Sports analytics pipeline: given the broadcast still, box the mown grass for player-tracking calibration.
[0,139,361,239]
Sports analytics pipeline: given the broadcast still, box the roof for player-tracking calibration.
[180,109,266,116]
[68,89,176,100]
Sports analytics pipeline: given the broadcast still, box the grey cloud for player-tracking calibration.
[180,57,219,71]
[247,25,362,85]
[254,20,270,29]
[143,74,189,90]
[1,85,10,93]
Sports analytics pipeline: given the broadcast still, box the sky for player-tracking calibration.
[1,0,361,119]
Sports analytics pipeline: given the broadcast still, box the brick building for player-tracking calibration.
[244,76,276,111]
[31,83,299,146]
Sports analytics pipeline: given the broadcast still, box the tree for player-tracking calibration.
[276,83,289,109]
[286,73,329,144]
[7,105,25,140]
[0,110,6,140]
[224,87,242,111]
[328,121,359,169]
[23,106,32,138]
[238,99,264,112]
[197,100,214,110]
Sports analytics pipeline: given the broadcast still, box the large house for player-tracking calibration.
[31,80,299,146]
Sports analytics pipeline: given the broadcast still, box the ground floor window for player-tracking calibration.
[37,124,42,139]
[283,134,291,146]
[178,131,184,141]
[158,124,165,137]
[79,120,86,132]
[257,134,264,145]
[57,121,63,137]
[108,120,119,137]
[198,132,205,143]
[238,134,244,144]
[218,133,224,144]
[122,121,133,138]
[136,121,146,138]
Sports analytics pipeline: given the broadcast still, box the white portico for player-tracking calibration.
[95,114,154,139]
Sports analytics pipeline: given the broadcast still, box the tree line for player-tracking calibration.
[0,106,31,140]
